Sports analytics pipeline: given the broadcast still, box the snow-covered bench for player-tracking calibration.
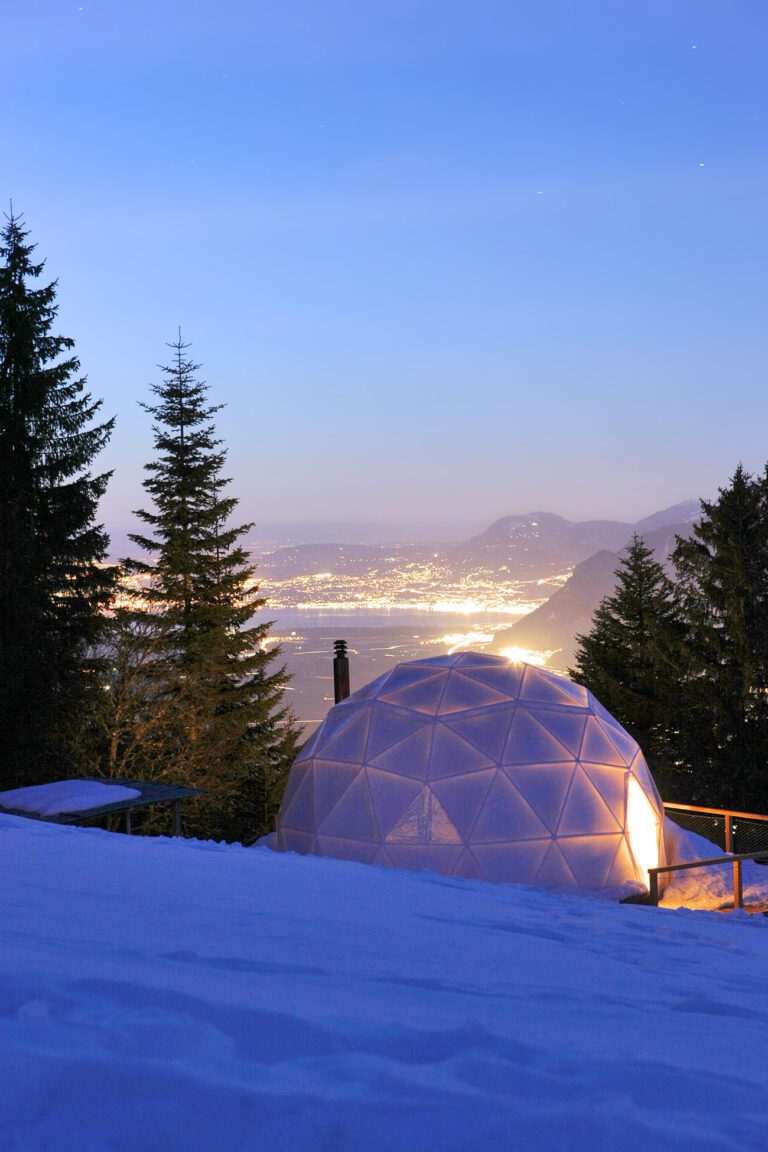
[0,778,201,836]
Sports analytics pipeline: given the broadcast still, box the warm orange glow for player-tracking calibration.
[500,646,552,667]
[435,630,495,654]
[627,777,659,889]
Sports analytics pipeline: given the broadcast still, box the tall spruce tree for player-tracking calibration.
[570,535,681,792]
[670,465,768,809]
[0,211,114,786]
[119,336,298,841]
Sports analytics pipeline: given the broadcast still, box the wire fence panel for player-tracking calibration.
[660,860,739,911]
[658,804,768,911]
[666,808,726,851]
[732,818,768,857]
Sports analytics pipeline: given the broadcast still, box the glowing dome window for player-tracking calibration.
[276,653,665,895]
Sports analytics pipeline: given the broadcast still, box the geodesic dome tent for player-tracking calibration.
[276,653,666,894]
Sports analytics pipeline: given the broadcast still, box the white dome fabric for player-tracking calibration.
[276,653,666,893]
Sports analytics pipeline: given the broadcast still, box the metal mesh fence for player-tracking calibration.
[660,859,739,911]
[731,818,768,857]
[664,806,768,856]
[659,805,768,911]
[665,808,726,850]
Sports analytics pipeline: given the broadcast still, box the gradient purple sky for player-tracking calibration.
[5,1,768,533]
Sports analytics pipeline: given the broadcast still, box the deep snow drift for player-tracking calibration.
[1,814,768,1151]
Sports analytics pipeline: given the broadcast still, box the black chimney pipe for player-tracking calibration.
[333,639,350,703]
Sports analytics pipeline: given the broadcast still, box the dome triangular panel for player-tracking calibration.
[534,711,588,757]
[628,753,658,799]
[382,663,447,692]
[378,671,448,716]
[579,717,627,767]
[558,833,624,890]
[534,842,578,888]
[502,709,573,765]
[502,763,575,835]
[459,663,524,699]
[594,717,637,765]
[315,835,380,864]
[605,839,639,888]
[580,763,627,825]
[429,724,497,780]
[367,724,433,780]
[472,839,551,884]
[365,767,423,839]
[319,771,379,840]
[437,671,512,715]
[278,828,314,855]
[366,707,430,763]
[444,709,515,763]
[452,848,487,880]
[454,652,508,670]
[312,761,361,826]
[556,678,589,706]
[279,761,311,812]
[519,666,587,708]
[385,788,462,844]
[471,773,550,843]
[430,770,496,841]
[295,728,322,761]
[279,765,315,832]
[411,655,462,669]
[317,709,371,763]
[557,768,623,836]
[346,669,395,702]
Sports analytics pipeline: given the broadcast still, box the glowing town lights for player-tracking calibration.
[429,599,489,616]
[626,776,660,890]
[500,646,552,667]
[434,631,495,655]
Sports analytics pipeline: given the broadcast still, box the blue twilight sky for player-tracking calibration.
[4,1,768,533]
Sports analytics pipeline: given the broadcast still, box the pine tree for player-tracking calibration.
[118,335,298,841]
[670,466,768,809]
[0,210,114,786]
[570,535,681,791]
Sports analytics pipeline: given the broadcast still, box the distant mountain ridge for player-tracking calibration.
[452,501,700,572]
[258,500,701,581]
[491,504,700,670]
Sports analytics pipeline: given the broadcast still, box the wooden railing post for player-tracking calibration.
[648,869,659,906]
[734,859,743,909]
[724,813,733,853]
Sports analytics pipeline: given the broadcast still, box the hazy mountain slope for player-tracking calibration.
[492,519,697,669]
[634,500,700,534]
[450,512,633,573]
[492,550,620,667]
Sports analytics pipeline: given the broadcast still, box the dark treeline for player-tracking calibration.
[571,466,768,813]
[0,212,298,842]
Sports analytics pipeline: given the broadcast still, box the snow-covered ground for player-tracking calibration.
[2,814,768,1151]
